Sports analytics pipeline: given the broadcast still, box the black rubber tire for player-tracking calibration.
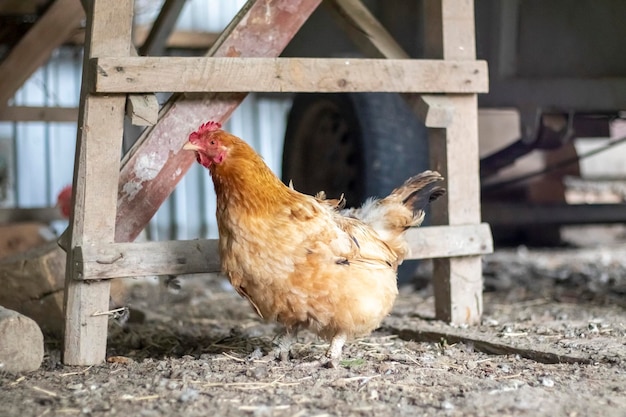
[283,93,429,204]
[282,93,430,284]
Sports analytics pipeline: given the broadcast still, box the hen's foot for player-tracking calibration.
[272,331,296,362]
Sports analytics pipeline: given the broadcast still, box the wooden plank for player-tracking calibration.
[75,240,221,279]
[126,94,159,126]
[90,57,488,94]
[405,223,492,260]
[0,106,78,122]
[62,0,132,365]
[425,0,484,326]
[73,224,491,280]
[114,0,323,243]
[0,0,84,109]
[424,0,477,60]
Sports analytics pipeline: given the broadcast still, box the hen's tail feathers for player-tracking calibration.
[388,170,446,219]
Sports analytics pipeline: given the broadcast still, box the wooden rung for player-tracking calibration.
[89,57,489,94]
[73,239,221,279]
[404,223,492,260]
[73,223,492,280]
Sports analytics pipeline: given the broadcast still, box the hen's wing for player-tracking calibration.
[328,212,399,271]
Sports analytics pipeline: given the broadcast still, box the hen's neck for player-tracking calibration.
[209,155,292,216]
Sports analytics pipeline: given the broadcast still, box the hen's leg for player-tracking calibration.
[325,332,347,367]
[273,330,296,362]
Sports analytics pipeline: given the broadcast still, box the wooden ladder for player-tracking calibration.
[63,0,491,365]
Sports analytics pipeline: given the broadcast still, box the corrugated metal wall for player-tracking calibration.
[0,0,292,240]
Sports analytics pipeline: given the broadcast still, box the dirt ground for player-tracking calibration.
[1,226,625,417]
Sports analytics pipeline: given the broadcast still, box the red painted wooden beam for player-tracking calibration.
[115,0,322,242]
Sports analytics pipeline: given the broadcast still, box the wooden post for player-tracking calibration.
[62,0,133,365]
[424,0,484,324]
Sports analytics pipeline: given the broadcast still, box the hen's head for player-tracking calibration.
[183,121,230,169]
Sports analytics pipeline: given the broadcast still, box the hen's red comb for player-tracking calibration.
[190,121,222,141]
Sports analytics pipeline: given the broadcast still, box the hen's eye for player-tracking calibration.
[210,140,216,145]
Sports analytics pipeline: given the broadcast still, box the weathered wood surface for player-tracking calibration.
[126,94,159,126]
[72,224,491,280]
[90,57,488,94]
[75,239,221,279]
[0,0,84,108]
[405,223,492,260]
[62,0,133,365]
[425,0,484,325]
[414,95,456,128]
[115,0,323,243]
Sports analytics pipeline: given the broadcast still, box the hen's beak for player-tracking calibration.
[183,141,201,151]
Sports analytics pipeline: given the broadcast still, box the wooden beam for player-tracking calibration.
[62,0,132,366]
[75,240,221,279]
[114,0,323,243]
[0,106,78,122]
[0,0,84,109]
[90,57,488,94]
[404,223,492,260]
[425,0,484,326]
[73,224,492,280]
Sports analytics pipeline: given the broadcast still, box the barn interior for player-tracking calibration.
[0,1,624,416]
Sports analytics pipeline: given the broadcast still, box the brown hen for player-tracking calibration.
[183,121,444,363]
